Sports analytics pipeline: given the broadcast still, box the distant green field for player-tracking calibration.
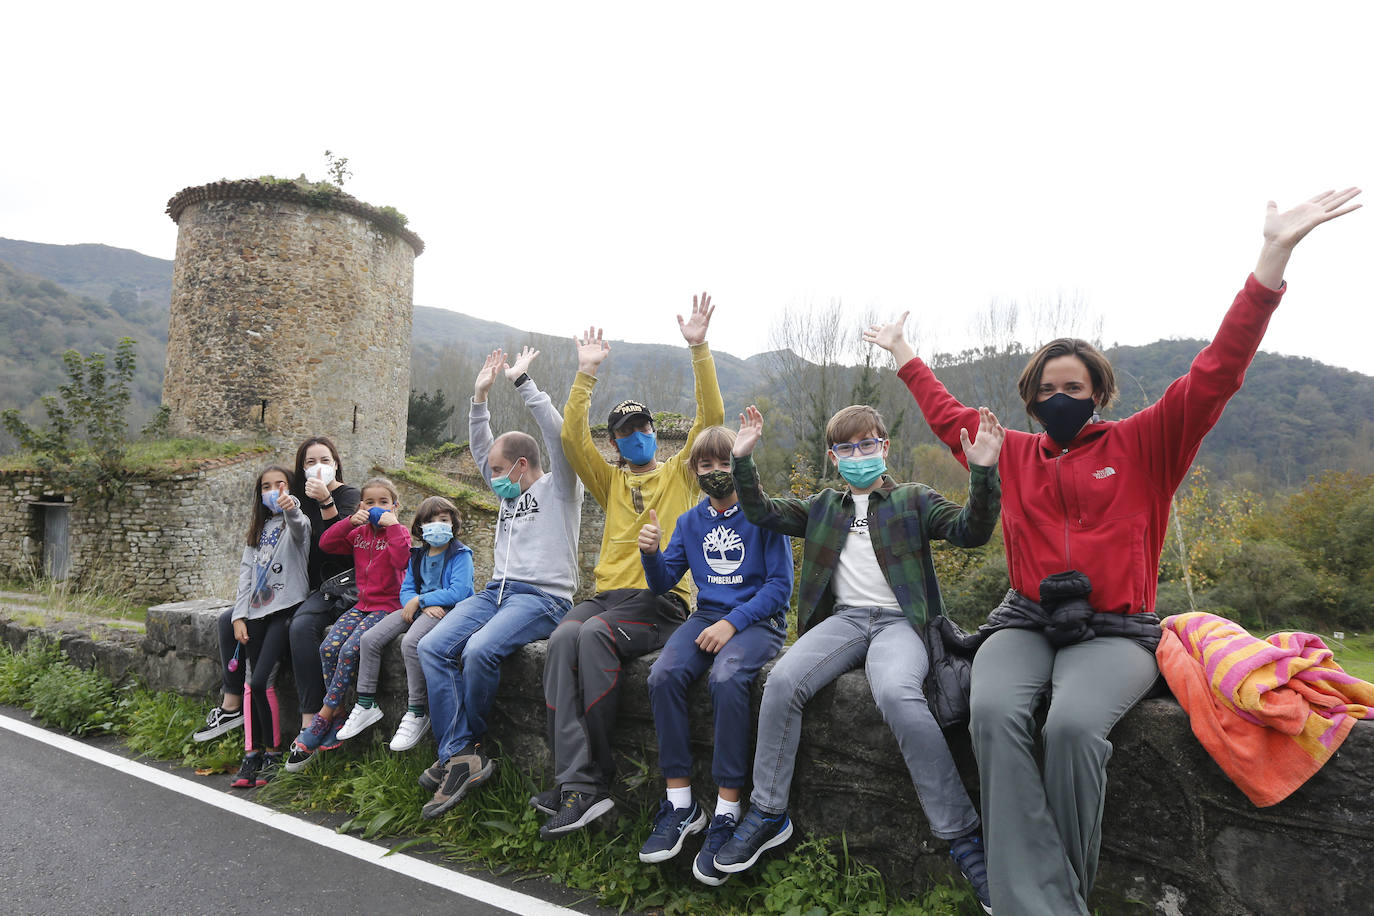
[1330,631,1374,683]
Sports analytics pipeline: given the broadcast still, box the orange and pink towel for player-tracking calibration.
[1157,611,1374,807]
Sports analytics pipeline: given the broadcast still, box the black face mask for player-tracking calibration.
[1034,393,1097,445]
[697,470,735,499]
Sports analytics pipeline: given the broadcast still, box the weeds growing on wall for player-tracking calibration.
[0,643,985,915]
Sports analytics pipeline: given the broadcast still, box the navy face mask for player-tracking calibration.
[1034,393,1097,445]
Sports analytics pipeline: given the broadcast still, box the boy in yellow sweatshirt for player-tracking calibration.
[537,292,725,838]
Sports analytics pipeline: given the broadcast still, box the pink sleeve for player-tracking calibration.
[318,517,355,555]
[384,523,413,569]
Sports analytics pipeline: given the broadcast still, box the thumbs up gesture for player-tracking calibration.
[638,509,661,555]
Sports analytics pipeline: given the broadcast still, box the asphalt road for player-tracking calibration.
[0,715,587,916]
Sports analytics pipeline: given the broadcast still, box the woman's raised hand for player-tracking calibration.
[960,407,1006,467]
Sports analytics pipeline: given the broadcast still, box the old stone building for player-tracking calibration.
[163,179,422,476]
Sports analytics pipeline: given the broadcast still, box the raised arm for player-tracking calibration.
[924,408,1004,547]
[507,347,581,503]
[560,327,614,506]
[730,405,812,537]
[1253,188,1361,290]
[668,292,726,474]
[469,348,505,482]
[868,313,982,466]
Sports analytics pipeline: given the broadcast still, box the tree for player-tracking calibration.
[1,337,137,499]
[406,388,455,453]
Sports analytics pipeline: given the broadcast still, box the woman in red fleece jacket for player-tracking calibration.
[866,188,1361,916]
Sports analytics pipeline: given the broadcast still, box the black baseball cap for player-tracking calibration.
[608,399,652,433]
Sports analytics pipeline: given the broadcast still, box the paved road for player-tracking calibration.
[0,716,585,916]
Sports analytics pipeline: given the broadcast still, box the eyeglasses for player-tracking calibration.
[830,438,885,458]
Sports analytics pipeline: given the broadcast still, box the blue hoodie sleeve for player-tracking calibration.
[420,545,475,609]
[399,550,420,606]
[723,525,794,633]
[642,512,691,596]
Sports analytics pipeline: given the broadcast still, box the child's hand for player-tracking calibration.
[505,345,540,381]
[377,510,399,527]
[961,407,1006,467]
[421,606,447,620]
[350,508,370,527]
[232,618,249,644]
[677,291,714,345]
[474,348,505,402]
[734,405,764,457]
[695,619,737,654]
[277,493,299,513]
[638,509,660,554]
[401,597,422,623]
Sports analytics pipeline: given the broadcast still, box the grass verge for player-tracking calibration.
[0,639,984,915]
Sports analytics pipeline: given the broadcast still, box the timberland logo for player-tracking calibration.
[1092,467,1117,479]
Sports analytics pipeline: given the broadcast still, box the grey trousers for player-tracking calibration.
[969,629,1158,916]
[355,610,442,707]
[749,605,980,840]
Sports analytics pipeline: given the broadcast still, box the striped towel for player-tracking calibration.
[1157,611,1374,806]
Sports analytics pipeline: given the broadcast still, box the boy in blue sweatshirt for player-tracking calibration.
[636,426,794,886]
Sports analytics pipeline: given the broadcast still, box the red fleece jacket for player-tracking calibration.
[898,273,1284,616]
[319,518,412,613]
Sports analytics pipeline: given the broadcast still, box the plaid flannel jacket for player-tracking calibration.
[731,454,1001,634]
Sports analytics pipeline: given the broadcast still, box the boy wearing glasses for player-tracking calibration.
[714,403,1004,913]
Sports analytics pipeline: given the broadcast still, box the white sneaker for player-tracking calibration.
[389,711,431,751]
[335,703,384,740]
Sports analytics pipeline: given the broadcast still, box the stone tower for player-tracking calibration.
[163,179,423,474]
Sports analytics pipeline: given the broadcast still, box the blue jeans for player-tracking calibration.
[749,605,979,839]
[647,610,784,789]
[418,580,570,763]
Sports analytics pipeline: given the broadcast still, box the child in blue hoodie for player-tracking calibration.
[335,496,474,751]
[636,426,794,886]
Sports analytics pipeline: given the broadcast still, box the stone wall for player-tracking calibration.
[0,456,263,604]
[163,181,419,475]
[74,598,1374,915]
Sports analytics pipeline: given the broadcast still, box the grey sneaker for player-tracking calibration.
[420,745,494,820]
[418,759,446,793]
[193,705,244,742]
[529,787,560,816]
[539,790,615,838]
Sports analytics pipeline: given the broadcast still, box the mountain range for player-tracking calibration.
[2,238,1371,488]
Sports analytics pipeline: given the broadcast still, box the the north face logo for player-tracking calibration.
[1092,467,1116,480]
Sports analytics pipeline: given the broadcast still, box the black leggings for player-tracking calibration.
[241,609,294,750]
[288,588,352,715]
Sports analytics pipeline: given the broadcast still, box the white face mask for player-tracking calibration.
[306,464,337,485]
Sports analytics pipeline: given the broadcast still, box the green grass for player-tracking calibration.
[0,641,985,915]
[0,573,146,624]
[386,458,496,514]
[0,437,269,476]
[1330,632,1374,682]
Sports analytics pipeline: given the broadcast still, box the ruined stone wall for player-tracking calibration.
[0,456,262,603]
[163,183,419,475]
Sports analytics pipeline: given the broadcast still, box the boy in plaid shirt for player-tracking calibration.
[714,403,1004,913]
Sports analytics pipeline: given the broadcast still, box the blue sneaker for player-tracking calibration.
[949,833,992,914]
[692,812,737,886]
[712,806,793,874]
[638,799,707,864]
[320,715,346,751]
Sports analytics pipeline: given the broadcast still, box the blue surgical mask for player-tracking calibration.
[616,430,657,466]
[368,506,389,526]
[491,461,524,500]
[836,455,887,489]
[261,491,282,513]
[420,521,453,546]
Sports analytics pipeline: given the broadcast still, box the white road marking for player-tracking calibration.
[0,712,576,916]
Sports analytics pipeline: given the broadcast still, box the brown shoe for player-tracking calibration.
[420,745,494,820]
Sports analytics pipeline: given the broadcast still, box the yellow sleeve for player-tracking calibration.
[560,371,612,508]
[664,342,725,483]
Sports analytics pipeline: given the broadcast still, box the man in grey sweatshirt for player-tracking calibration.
[417,346,585,819]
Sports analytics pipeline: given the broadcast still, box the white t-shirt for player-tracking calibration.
[831,494,901,610]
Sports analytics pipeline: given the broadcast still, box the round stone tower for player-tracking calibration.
[163,179,423,474]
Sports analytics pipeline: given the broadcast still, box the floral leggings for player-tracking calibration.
[320,607,388,711]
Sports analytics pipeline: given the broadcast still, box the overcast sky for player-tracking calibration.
[3,2,1370,374]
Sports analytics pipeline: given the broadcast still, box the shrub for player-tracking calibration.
[0,640,63,705]
[28,661,116,735]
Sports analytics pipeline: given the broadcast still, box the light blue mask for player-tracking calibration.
[616,430,657,466]
[420,521,453,546]
[261,491,282,513]
[836,454,886,489]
